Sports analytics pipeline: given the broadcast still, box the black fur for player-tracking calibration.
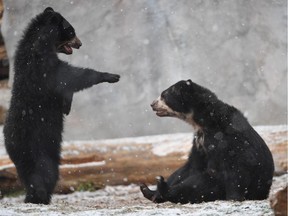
[141,80,274,204]
[3,7,120,204]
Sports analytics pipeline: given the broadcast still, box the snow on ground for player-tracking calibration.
[2,175,287,216]
[0,184,275,216]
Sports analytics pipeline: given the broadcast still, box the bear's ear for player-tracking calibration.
[44,7,54,13]
[186,79,192,86]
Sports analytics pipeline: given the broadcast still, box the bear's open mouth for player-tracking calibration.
[57,36,82,55]
[151,107,171,117]
[155,110,169,117]
[157,111,176,117]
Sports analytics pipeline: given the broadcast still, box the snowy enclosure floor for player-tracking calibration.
[0,125,286,215]
[0,183,276,216]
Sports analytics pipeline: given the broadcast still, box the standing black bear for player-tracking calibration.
[140,80,274,204]
[3,7,120,204]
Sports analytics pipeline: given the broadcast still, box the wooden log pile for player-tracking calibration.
[0,133,193,194]
[0,105,6,124]
[0,125,286,196]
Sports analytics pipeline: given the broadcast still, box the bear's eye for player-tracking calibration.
[161,90,170,100]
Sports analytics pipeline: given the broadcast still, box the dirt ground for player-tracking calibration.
[1,174,286,216]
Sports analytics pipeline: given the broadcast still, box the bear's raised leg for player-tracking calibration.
[140,183,165,203]
[140,163,192,203]
[157,173,225,204]
[165,164,191,186]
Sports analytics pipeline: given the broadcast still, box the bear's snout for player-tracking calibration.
[151,100,158,110]
[70,36,82,49]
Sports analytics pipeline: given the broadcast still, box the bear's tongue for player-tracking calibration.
[64,45,73,54]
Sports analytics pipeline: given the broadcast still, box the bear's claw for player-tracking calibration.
[105,73,120,83]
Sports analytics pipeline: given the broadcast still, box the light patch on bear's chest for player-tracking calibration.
[179,113,205,149]
[194,130,205,149]
[180,112,202,132]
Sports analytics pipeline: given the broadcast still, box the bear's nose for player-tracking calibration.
[70,36,82,49]
[150,100,157,108]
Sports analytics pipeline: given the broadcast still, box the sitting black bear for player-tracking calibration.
[140,80,274,204]
[3,7,120,204]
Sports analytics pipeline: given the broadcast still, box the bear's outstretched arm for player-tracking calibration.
[55,61,120,93]
[166,163,192,186]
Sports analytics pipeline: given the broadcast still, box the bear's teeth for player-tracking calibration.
[64,45,72,54]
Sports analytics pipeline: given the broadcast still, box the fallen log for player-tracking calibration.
[0,105,7,124]
[0,125,287,194]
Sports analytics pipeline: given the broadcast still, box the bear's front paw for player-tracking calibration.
[104,73,120,83]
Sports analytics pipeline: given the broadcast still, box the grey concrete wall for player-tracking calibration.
[1,0,287,140]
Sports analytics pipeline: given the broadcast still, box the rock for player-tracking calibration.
[269,174,288,216]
